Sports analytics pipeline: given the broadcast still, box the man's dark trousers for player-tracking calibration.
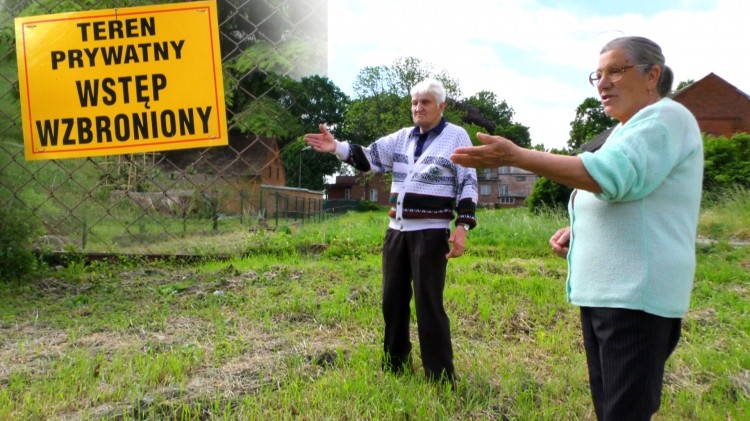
[382,228,454,381]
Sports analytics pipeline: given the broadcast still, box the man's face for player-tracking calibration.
[411,92,445,132]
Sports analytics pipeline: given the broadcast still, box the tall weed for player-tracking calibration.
[0,200,41,281]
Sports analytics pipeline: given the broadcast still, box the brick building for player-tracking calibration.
[326,173,390,206]
[671,72,750,137]
[160,133,323,215]
[326,167,536,209]
[476,166,538,208]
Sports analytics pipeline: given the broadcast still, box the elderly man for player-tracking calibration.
[304,78,478,385]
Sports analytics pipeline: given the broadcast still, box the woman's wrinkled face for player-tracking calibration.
[595,49,659,124]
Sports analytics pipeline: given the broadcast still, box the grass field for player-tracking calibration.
[1,200,748,419]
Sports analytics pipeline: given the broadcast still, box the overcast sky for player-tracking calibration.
[326,0,749,149]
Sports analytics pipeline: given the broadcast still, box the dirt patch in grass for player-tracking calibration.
[2,307,349,419]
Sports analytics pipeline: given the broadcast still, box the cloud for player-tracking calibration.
[328,0,749,149]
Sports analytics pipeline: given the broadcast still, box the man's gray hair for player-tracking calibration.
[410,78,446,104]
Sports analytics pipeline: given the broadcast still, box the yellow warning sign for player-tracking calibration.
[15,1,228,161]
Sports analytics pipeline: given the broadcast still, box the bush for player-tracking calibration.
[526,177,573,214]
[355,200,381,212]
[189,191,220,219]
[703,133,750,194]
[0,201,41,281]
[526,148,573,213]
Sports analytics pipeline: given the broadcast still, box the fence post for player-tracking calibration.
[182,206,187,237]
[275,192,279,227]
[240,190,246,225]
[260,189,264,223]
[81,213,87,250]
[212,191,219,231]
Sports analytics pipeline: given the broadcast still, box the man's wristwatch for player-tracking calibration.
[459,223,470,232]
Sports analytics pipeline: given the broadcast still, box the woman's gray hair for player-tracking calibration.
[410,78,447,104]
[601,36,674,97]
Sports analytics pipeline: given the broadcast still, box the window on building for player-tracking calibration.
[370,189,378,202]
[479,168,492,179]
[500,197,515,204]
[500,166,510,174]
[344,189,351,199]
[499,184,509,196]
[516,176,526,182]
[480,184,492,196]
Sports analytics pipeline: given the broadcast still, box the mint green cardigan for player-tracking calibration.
[568,98,704,318]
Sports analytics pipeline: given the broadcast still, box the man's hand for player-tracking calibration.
[549,226,571,259]
[450,132,519,168]
[303,124,337,153]
[446,227,468,259]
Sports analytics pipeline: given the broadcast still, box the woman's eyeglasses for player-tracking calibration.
[589,64,648,86]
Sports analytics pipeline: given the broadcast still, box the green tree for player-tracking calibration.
[281,75,350,135]
[342,58,523,147]
[526,149,573,212]
[357,59,458,107]
[342,64,412,145]
[463,91,513,129]
[703,133,750,193]
[216,0,325,68]
[568,97,616,151]
[277,75,350,189]
[496,123,532,149]
[226,72,351,189]
[459,91,531,147]
[342,93,410,146]
[281,139,340,191]
[675,79,695,92]
[390,57,432,97]
[219,0,327,142]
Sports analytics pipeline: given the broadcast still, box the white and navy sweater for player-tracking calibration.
[333,120,478,232]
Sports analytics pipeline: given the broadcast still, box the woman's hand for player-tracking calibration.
[450,132,519,168]
[549,226,571,258]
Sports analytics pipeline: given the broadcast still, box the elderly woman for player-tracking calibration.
[451,36,703,419]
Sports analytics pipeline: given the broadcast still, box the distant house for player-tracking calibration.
[671,72,750,137]
[476,166,538,208]
[160,133,322,215]
[327,173,390,206]
[326,167,536,209]
[162,133,286,186]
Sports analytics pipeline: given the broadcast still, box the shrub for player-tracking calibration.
[0,201,41,281]
[526,148,573,213]
[526,177,572,214]
[703,133,750,194]
[355,200,381,212]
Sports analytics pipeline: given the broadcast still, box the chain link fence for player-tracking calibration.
[0,0,335,256]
